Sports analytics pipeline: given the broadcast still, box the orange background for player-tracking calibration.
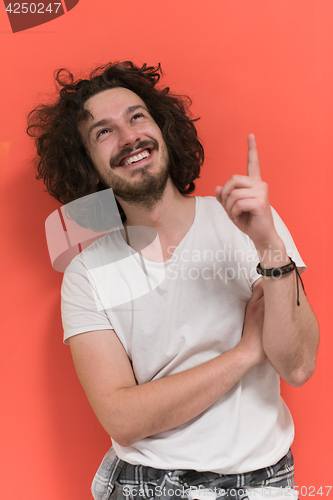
[1,1,332,498]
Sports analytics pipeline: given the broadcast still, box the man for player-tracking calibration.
[28,61,319,500]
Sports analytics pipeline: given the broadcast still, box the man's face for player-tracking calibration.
[78,87,170,207]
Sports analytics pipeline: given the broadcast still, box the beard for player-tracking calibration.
[100,140,170,210]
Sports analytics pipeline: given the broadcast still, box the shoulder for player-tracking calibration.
[195,195,241,232]
[196,195,224,209]
[63,228,126,276]
[195,195,229,220]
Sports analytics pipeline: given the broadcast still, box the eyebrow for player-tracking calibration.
[88,105,148,139]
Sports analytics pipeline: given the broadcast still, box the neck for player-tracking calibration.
[116,179,193,233]
[116,180,196,262]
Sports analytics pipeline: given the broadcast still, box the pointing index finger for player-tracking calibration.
[247,133,261,180]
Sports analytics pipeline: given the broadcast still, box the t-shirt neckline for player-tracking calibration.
[117,196,199,265]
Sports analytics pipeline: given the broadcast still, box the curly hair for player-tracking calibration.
[27,61,204,217]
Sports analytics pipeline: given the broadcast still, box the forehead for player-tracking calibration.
[83,87,146,119]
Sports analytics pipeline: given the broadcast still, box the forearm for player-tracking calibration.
[258,238,319,386]
[216,134,319,385]
[97,345,256,447]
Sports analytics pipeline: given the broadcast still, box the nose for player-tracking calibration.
[118,124,141,150]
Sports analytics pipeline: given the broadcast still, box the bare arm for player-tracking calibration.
[216,134,319,387]
[254,242,319,387]
[69,284,265,447]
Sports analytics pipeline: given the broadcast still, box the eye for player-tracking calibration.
[131,113,144,121]
[97,129,111,138]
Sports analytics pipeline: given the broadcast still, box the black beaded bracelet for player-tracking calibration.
[256,257,306,306]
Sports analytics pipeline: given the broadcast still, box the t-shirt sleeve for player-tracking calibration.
[61,257,113,345]
[248,206,306,287]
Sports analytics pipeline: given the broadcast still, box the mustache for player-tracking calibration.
[110,139,159,168]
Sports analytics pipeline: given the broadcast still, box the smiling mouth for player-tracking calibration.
[118,148,152,167]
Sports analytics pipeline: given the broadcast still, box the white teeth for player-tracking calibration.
[123,150,150,166]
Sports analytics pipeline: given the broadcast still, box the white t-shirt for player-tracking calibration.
[61,196,305,474]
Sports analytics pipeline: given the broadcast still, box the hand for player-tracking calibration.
[238,280,266,366]
[215,134,279,250]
